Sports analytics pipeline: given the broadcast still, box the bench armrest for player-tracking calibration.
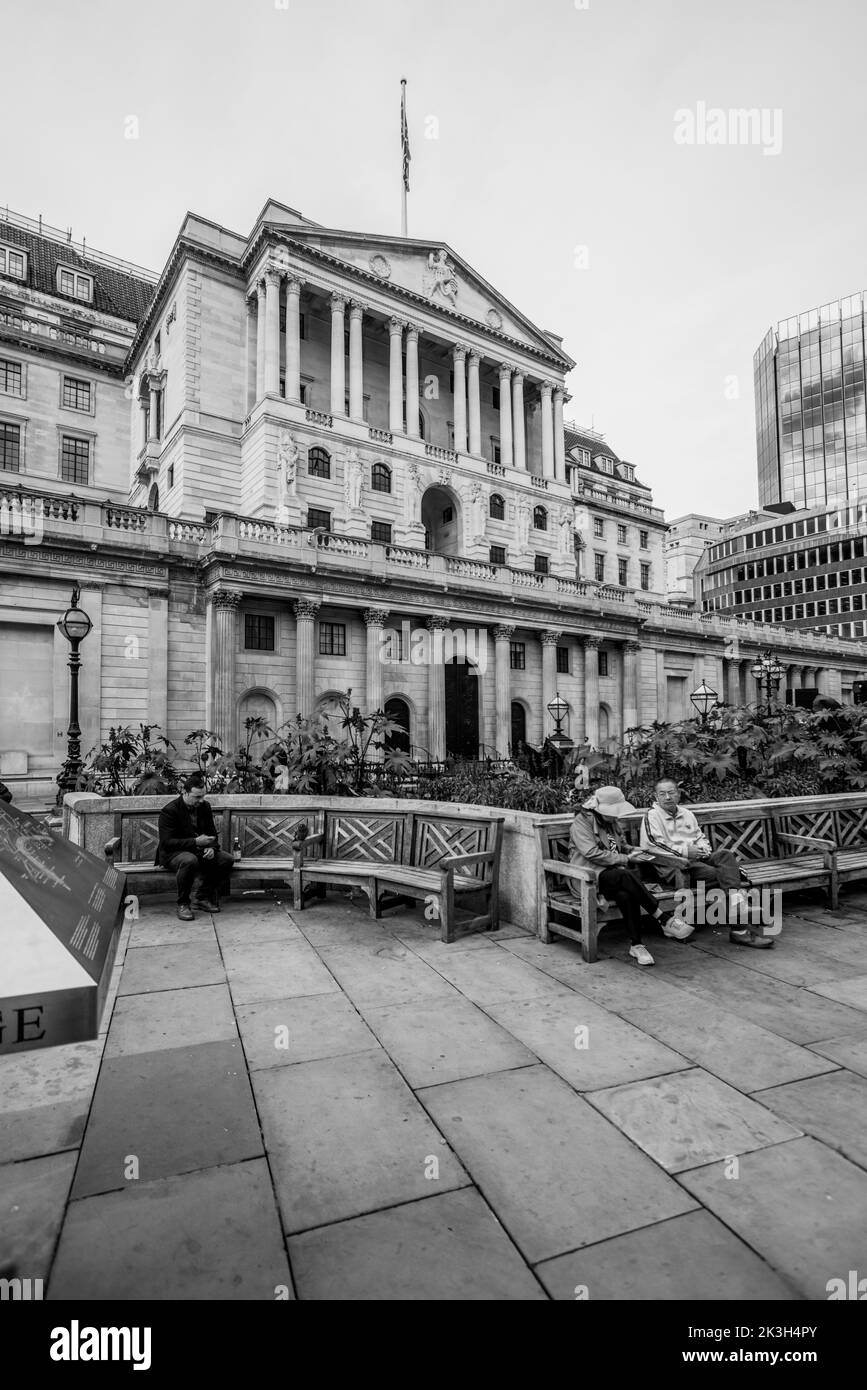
[293,831,324,854]
[442,850,495,870]
[541,859,595,884]
[104,836,120,860]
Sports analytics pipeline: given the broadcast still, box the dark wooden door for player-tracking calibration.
[510,701,526,754]
[444,658,479,758]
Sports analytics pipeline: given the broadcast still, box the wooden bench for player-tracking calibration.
[292,808,504,943]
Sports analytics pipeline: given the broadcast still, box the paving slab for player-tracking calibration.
[362,994,536,1089]
[500,936,696,1013]
[72,1039,263,1199]
[623,997,840,1093]
[419,1065,697,1264]
[808,1032,867,1077]
[289,1187,546,1300]
[50,1160,292,1300]
[314,941,460,1010]
[0,1151,77,1281]
[220,937,340,1005]
[678,1136,867,1300]
[105,984,238,1059]
[127,917,217,948]
[427,948,573,1006]
[214,912,302,948]
[391,922,500,961]
[588,1069,801,1173]
[755,1070,867,1170]
[808,975,867,1011]
[235,992,380,1070]
[252,1049,469,1233]
[0,1040,103,1163]
[535,1209,797,1301]
[484,994,691,1092]
[118,941,226,996]
[685,932,859,988]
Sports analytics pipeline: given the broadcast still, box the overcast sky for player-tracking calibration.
[3,0,865,519]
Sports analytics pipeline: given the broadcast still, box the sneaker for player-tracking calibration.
[659,914,694,942]
[177,903,195,921]
[629,944,655,967]
[729,928,774,950]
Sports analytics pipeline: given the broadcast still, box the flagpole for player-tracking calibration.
[400,77,409,238]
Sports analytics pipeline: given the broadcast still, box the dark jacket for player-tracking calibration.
[156,795,219,867]
[0,781,12,804]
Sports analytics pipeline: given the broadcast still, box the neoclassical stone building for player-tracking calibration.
[0,201,864,799]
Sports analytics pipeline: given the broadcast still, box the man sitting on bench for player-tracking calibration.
[157,773,234,920]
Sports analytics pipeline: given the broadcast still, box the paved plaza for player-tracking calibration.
[4,886,867,1301]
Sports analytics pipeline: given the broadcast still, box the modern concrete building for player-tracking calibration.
[1,200,865,802]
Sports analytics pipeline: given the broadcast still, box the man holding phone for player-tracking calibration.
[157,772,234,920]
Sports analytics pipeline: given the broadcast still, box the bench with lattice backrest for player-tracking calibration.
[292,808,504,943]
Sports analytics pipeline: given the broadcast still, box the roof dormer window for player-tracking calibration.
[56,265,94,303]
[0,243,27,281]
[597,456,614,474]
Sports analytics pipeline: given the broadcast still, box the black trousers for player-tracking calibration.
[166,850,234,905]
[598,866,661,946]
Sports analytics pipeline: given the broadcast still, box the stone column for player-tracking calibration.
[293,598,320,718]
[512,371,526,469]
[493,624,514,756]
[255,280,266,402]
[388,317,404,434]
[541,630,561,735]
[452,344,468,454]
[364,608,390,715]
[139,397,149,449]
[467,350,482,456]
[211,590,241,753]
[816,668,831,696]
[264,268,281,395]
[622,640,641,732]
[330,293,347,416]
[245,297,257,413]
[583,637,601,748]
[498,364,513,467]
[553,386,566,480]
[541,381,555,478]
[285,277,302,402]
[148,377,160,442]
[725,657,741,708]
[427,616,449,759]
[405,323,420,438]
[348,300,365,420]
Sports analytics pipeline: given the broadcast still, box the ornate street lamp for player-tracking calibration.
[750,651,784,714]
[689,679,719,725]
[546,691,574,754]
[56,583,93,804]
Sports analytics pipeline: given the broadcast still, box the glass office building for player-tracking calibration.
[754,293,867,510]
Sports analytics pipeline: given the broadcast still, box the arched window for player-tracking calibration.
[490,493,505,520]
[371,462,391,493]
[533,505,548,531]
[147,484,159,512]
[384,697,410,753]
[308,446,331,479]
[510,701,527,754]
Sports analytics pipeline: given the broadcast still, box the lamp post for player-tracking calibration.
[750,650,784,715]
[56,583,93,804]
[689,679,719,725]
[546,691,574,755]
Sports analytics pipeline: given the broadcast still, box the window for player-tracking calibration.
[597,457,614,474]
[60,435,90,485]
[593,517,604,538]
[618,558,628,586]
[57,266,93,302]
[244,615,275,651]
[556,645,569,674]
[0,360,23,396]
[617,524,627,544]
[490,439,501,463]
[490,493,505,520]
[168,464,175,489]
[0,244,26,280]
[371,520,392,544]
[640,562,651,590]
[491,385,500,409]
[0,421,21,471]
[594,553,605,582]
[62,377,92,411]
[534,554,549,575]
[639,529,649,548]
[308,447,331,479]
[371,462,391,493]
[319,623,346,656]
[598,650,609,677]
[533,505,547,531]
[442,506,454,523]
[490,545,506,566]
[307,507,331,531]
[510,641,525,670]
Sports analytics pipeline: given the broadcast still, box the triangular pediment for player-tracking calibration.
[257,213,573,367]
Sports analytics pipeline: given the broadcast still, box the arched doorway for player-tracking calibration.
[421,485,461,556]
[147,483,159,512]
[445,657,480,757]
[384,696,410,753]
[510,701,526,755]
[238,689,278,757]
[598,702,612,750]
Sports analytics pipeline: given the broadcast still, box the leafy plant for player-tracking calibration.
[77,724,178,796]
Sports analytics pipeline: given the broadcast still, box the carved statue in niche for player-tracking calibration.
[405,461,424,525]
[344,448,364,512]
[515,495,531,551]
[465,480,486,542]
[558,506,574,554]
[276,430,299,517]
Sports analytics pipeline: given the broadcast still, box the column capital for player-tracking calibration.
[255,279,266,301]
[349,299,367,320]
[552,384,565,402]
[404,320,420,341]
[498,362,513,379]
[388,315,406,336]
[582,635,602,649]
[540,380,554,401]
[285,276,303,296]
[453,342,468,363]
[212,589,242,610]
[264,266,282,288]
[540,630,562,646]
[330,292,347,313]
[363,607,390,628]
[512,368,525,385]
[245,295,257,315]
[293,598,320,621]
[622,639,642,653]
[426,614,451,631]
[492,624,515,642]
[467,347,481,365]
